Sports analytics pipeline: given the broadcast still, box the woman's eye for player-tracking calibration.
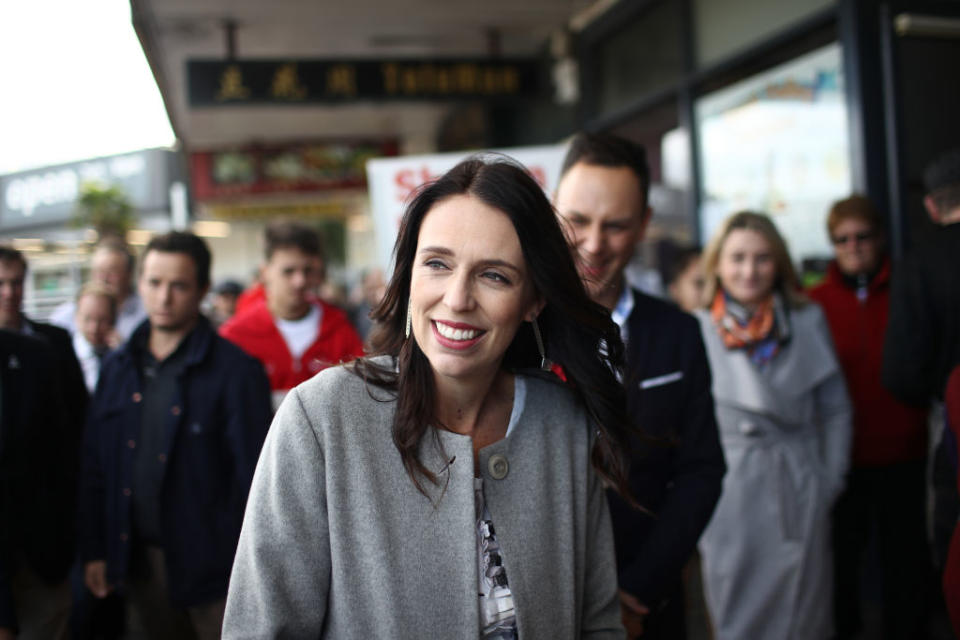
[424,259,447,270]
[483,271,510,284]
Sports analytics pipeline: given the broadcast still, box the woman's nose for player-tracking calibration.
[444,272,474,311]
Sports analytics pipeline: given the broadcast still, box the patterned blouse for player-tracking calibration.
[476,375,525,639]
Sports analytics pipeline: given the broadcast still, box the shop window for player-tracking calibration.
[696,43,851,264]
[612,99,694,241]
[597,0,684,116]
[693,0,833,67]
[610,99,697,295]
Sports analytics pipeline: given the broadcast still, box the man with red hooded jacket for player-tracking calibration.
[808,195,929,638]
[220,221,363,409]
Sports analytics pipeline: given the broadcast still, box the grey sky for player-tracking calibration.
[0,0,175,174]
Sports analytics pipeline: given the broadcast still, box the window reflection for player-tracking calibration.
[696,43,851,262]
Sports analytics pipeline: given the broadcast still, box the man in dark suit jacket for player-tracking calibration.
[555,133,726,639]
[0,247,88,425]
[0,329,73,638]
[0,247,87,640]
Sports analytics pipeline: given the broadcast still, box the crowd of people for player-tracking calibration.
[0,134,957,640]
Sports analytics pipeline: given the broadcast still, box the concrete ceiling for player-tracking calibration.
[132,0,608,152]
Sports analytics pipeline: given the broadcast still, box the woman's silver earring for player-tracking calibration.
[531,317,553,371]
[405,301,412,339]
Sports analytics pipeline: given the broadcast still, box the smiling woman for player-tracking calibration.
[694,211,852,639]
[223,157,633,639]
[410,194,543,387]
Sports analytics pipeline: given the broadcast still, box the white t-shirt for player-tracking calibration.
[274,304,322,360]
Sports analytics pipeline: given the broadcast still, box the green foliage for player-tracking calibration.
[72,182,135,239]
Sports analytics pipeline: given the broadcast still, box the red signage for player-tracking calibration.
[190,139,398,201]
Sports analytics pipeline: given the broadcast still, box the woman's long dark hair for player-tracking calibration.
[353,156,633,500]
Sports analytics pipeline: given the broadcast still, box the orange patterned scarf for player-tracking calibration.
[710,290,788,365]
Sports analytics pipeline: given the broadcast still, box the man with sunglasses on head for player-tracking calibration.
[809,195,930,638]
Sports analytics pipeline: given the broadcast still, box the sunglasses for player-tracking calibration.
[831,231,874,245]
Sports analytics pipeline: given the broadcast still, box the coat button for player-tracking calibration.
[488,454,509,480]
[122,488,131,497]
[171,405,181,416]
[131,392,142,403]
[127,439,136,449]
[157,453,167,463]
[120,533,128,542]
[739,421,762,437]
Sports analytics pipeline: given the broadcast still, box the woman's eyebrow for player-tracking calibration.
[417,246,453,256]
[478,259,522,273]
[418,246,521,272]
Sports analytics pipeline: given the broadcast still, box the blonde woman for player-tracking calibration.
[694,211,851,639]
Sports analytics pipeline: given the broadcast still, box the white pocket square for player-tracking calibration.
[640,371,683,389]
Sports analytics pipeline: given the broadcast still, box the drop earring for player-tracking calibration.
[405,300,412,339]
[531,317,553,371]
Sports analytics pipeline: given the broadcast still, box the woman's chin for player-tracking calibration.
[727,287,772,307]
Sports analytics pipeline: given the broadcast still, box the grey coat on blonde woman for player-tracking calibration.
[222,360,623,639]
[694,304,852,640]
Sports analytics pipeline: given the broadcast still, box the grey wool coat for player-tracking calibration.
[693,304,852,640]
[222,361,624,639]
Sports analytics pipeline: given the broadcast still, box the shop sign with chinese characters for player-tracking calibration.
[187,59,544,106]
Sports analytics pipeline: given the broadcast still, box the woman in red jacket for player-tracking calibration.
[808,195,931,638]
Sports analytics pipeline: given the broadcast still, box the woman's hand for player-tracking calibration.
[619,589,649,638]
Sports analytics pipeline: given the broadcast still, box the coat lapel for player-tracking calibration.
[696,308,838,419]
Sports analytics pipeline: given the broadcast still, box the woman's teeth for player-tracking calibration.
[436,323,480,341]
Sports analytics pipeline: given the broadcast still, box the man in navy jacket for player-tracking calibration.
[80,232,271,639]
[0,330,72,639]
[555,133,725,639]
